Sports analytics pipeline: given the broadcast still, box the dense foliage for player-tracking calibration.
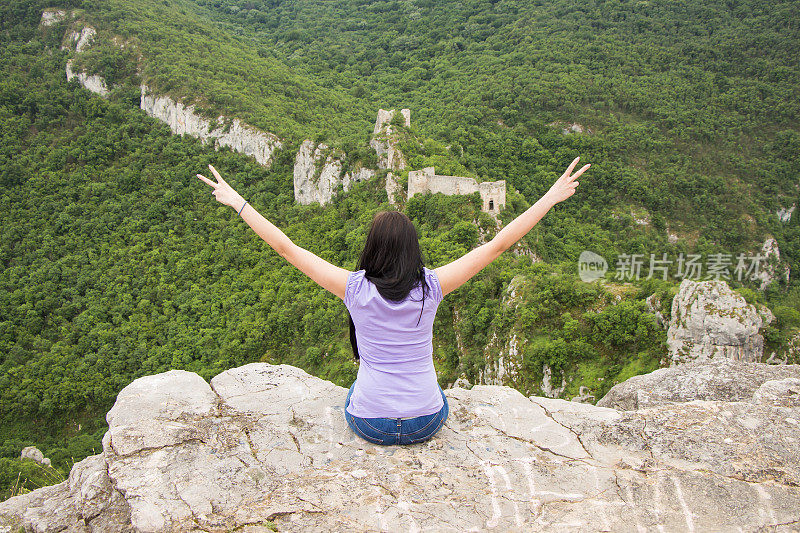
[1,0,798,497]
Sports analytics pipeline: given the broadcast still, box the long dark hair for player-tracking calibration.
[348,210,430,361]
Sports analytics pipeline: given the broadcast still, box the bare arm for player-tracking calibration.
[196,165,349,299]
[435,157,590,297]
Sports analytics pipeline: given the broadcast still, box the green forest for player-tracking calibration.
[1,0,799,498]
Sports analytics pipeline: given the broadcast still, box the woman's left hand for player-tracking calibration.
[196,164,245,210]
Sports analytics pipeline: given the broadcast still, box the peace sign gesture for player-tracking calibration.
[196,164,245,210]
[545,157,591,205]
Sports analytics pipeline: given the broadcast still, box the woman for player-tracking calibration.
[196,156,590,445]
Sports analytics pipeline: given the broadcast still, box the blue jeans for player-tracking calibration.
[344,381,449,445]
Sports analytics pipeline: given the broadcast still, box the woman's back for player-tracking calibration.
[344,266,445,418]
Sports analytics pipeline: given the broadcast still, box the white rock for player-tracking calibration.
[66,59,109,97]
[755,236,791,290]
[20,446,45,464]
[3,361,798,531]
[666,279,774,365]
[40,8,66,27]
[777,204,796,223]
[293,140,377,205]
[140,85,282,168]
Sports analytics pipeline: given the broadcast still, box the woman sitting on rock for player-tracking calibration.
[196,157,589,445]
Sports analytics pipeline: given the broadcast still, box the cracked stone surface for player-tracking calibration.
[2,361,799,532]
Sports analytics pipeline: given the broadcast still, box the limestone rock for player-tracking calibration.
[62,26,96,52]
[384,171,403,205]
[20,446,45,464]
[777,204,796,223]
[666,279,774,365]
[40,8,67,27]
[2,362,799,532]
[756,236,791,290]
[541,364,567,398]
[645,292,668,328]
[140,85,282,168]
[66,59,109,97]
[370,108,408,171]
[598,358,800,410]
[293,140,376,205]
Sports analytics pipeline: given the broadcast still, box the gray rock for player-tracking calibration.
[20,446,45,464]
[40,9,67,27]
[598,358,800,410]
[777,204,796,223]
[666,279,774,365]
[2,362,799,532]
[370,108,408,171]
[293,140,376,206]
[139,85,282,168]
[757,236,791,290]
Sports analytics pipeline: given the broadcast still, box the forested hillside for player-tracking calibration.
[1,0,799,498]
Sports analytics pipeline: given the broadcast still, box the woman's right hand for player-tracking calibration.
[196,164,245,210]
[545,157,591,205]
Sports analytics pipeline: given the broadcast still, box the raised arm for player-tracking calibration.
[196,165,349,299]
[434,157,590,297]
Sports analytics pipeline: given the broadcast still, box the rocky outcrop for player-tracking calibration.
[645,292,668,328]
[666,279,775,365]
[293,140,375,205]
[541,364,567,398]
[757,235,791,290]
[140,85,282,168]
[370,108,408,171]
[60,24,111,97]
[478,277,527,387]
[548,121,594,135]
[65,60,109,97]
[777,204,796,223]
[62,26,96,52]
[2,361,799,531]
[40,8,67,27]
[20,446,51,467]
[598,357,800,410]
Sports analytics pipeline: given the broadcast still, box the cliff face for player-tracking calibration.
[140,86,283,168]
[2,361,798,532]
[293,140,375,205]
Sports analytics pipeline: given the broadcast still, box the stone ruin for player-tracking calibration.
[408,167,506,214]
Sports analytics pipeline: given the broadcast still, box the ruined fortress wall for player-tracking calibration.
[408,167,506,214]
[479,181,506,212]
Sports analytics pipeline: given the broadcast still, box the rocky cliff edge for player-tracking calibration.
[1,361,799,532]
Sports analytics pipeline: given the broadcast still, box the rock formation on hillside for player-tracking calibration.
[293,140,375,206]
[777,203,796,223]
[40,8,67,27]
[65,61,109,97]
[2,361,798,531]
[666,278,775,365]
[140,86,283,168]
[757,235,791,290]
[598,357,800,410]
[369,108,409,171]
[55,17,284,168]
[20,446,51,468]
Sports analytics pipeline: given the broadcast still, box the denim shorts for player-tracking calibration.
[344,381,449,445]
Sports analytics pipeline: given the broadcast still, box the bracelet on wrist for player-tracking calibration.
[237,200,248,215]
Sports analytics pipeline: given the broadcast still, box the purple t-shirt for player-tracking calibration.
[344,266,445,418]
